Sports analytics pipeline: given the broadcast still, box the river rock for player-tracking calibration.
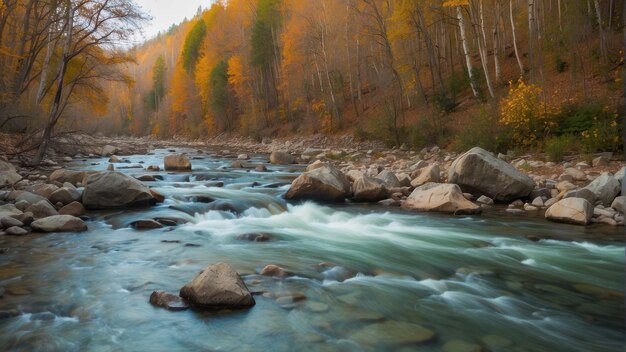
[345,170,365,183]
[402,183,481,214]
[131,219,164,229]
[58,201,86,217]
[15,191,47,205]
[49,187,82,205]
[31,215,88,232]
[149,291,189,311]
[5,226,28,236]
[376,170,401,188]
[101,145,119,156]
[30,184,59,198]
[545,198,594,225]
[352,176,388,202]
[26,200,58,219]
[260,264,290,277]
[179,262,255,308]
[442,340,482,352]
[1,216,23,228]
[82,171,156,209]
[164,154,191,171]
[584,172,620,206]
[611,196,624,213]
[614,167,625,184]
[592,156,609,167]
[108,155,121,163]
[270,151,295,165]
[0,204,22,220]
[0,169,21,186]
[410,164,440,188]
[236,233,270,242]
[562,168,587,182]
[285,164,351,202]
[563,188,596,205]
[49,169,88,186]
[448,147,534,202]
[349,320,435,347]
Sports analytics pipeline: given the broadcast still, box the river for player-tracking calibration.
[0,148,624,351]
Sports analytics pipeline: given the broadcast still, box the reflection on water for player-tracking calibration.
[0,149,623,351]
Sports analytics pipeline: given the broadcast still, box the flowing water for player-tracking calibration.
[0,148,624,351]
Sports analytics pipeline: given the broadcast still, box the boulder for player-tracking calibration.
[376,170,401,188]
[49,169,88,186]
[30,184,59,198]
[561,168,587,182]
[410,164,441,188]
[0,204,22,219]
[592,156,609,167]
[236,233,270,242]
[131,219,164,229]
[164,154,191,171]
[270,151,295,165]
[563,188,596,205]
[15,191,47,205]
[1,216,23,228]
[611,196,625,214]
[25,200,58,219]
[101,145,118,157]
[6,226,28,236]
[285,164,351,202]
[352,176,389,202]
[402,183,481,214]
[0,160,16,172]
[49,187,82,205]
[345,170,365,183]
[306,160,326,172]
[149,291,189,311]
[584,172,620,206]
[31,215,88,232]
[448,147,534,202]
[614,167,625,184]
[545,198,594,225]
[260,264,290,277]
[58,201,86,217]
[0,170,21,186]
[179,262,255,308]
[82,171,156,209]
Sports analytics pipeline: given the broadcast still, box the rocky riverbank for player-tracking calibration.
[0,132,624,239]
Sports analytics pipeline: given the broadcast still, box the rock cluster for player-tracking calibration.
[283,146,624,226]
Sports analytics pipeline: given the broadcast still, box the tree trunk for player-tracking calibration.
[456,6,480,98]
[493,0,502,83]
[528,0,535,80]
[593,0,608,65]
[510,0,524,75]
[476,0,495,98]
[33,0,72,166]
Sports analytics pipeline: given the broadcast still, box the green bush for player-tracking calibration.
[544,134,577,162]
[554,102,622,153]
[449,108,509,153]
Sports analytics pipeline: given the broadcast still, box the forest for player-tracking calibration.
[0,0,624,163]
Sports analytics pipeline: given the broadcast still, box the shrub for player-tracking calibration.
[554,102,622,153]
[449,108,510,153]
[499,79,559,146]
[544,134,577,162]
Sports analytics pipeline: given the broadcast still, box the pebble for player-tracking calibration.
[5,226,28,236]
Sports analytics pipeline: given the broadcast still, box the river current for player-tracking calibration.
[0,148,624,351]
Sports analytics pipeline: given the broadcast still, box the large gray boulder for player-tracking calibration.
[164,154,191,171]
[31,215,88,232]
[82,171,156,209]
[448,147,534,202]
[402,183,481,214]
[352,176,389,202]
[545,198,594,225]
[584,172,620,206]
[376,170,401,188]
[285,164,351,202]
[270,151,295,165]
[563,188,596,205]
[179,262,255,308]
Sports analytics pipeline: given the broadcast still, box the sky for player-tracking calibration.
[133,0,211,41]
